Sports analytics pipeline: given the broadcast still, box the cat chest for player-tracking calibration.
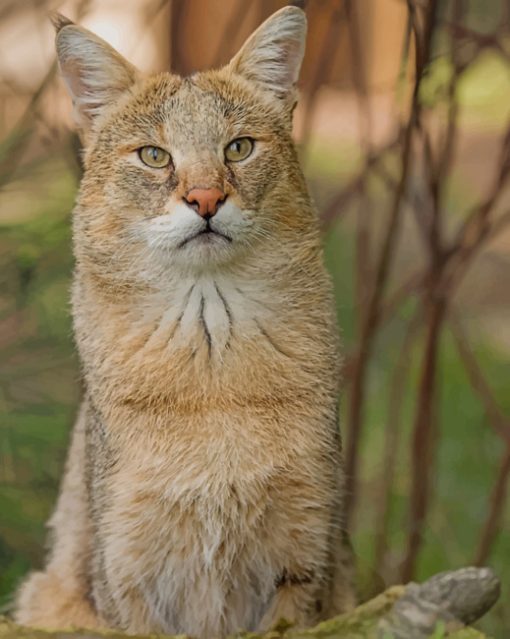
[99,453,280,633]
[101,417,288,551]
[109,276,304,380]
[137,278,261,357]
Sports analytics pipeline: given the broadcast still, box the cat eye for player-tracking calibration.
[138,146,172,169]
[225,137,254,163]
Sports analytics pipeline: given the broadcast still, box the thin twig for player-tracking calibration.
[300,1,346,152]
[400,281,446,581]
[449,314,510,443]
[373,307,423,581]
[474,445,510,565]
[321,138,400,228]
[345,0,374,329]
[344,0,441,526]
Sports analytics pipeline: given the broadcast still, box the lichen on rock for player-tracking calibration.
[1,567,499,639]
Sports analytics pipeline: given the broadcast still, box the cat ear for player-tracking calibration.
[51,13,139,132]
[228,6,307,105]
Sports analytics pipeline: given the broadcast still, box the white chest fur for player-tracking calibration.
[140,274,277,360]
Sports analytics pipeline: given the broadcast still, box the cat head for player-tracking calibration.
[54,7,315,278]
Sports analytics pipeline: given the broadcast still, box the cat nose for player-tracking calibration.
[184,187,226,218]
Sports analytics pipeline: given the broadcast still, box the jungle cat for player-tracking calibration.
[14,6,355,638]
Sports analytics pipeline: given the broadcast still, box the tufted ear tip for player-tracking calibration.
[50,12,74,34]
[52,18,139,135]
[229,6,307,105]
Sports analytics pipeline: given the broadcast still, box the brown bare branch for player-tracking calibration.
[474,445,510,566]
[344,0,441,526]
[373,308,423,581]
[449,314,510,443]
[400,287,446,581]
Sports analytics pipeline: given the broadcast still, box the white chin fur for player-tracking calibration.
[137,200,251,269]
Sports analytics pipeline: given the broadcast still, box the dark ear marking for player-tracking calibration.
[50,12,74,33]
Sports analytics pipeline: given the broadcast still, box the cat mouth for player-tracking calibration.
[179,225,232,248]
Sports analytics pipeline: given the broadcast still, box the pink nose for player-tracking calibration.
[184,187,226,217]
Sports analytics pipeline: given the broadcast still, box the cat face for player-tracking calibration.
[54,8,311,275]
[82,71,300,271]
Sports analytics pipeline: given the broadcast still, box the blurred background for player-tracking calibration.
[0,0,509,636]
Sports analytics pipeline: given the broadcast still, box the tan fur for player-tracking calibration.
[15,7,355,637]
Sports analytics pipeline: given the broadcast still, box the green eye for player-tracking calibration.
[138,146,171,168]
[225,137,254,162]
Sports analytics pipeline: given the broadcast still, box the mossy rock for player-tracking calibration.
[0,567,499,639]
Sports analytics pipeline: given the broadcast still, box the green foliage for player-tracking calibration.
[429,622,446,639]
[419,51,510,128]
[0,159,78,610]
